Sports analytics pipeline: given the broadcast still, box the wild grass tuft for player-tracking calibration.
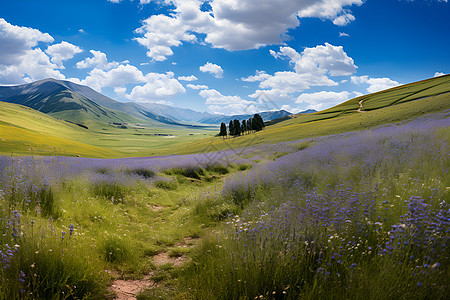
[163,166,205,179]
[102,236,130,263]
[0,215,107,299]
[91,180,127,203]
[154,178,178,190]
[125,168,155,179]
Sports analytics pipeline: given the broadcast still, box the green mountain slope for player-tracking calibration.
[60,79,183,125]
[0,101,120,157]
[0,100,214,157]
[0,78,183,129]
[294,74,450,124]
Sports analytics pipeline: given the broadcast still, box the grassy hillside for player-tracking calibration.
[0,102,121,157]
[175,76,450,155]
[1,75,448,158]
[0,101,215,157]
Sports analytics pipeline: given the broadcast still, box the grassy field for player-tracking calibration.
[0,101,216,157]
[176,90,449,155]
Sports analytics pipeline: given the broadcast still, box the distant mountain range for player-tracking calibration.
[0,78,314,127]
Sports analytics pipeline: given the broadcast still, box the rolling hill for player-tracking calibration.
[175,75,450,154]
[0,101,120,157]
[0,75,448,157]
[0,78,182,128]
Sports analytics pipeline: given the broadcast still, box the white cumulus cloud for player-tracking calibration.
[351,75,400,93]
[199,88,258,115]
[246,43,356,101]
[134,0,364,61]
[178,75,198,81]
[74,51,185,100]
[296,90,352,110]
[271,43,357,76]
[241,70,271,82]
[128,72,186,102]
[76,50,119,70]
[434,72,447,77]
[45,41,83,69]
[134,14,196,61]
[0,18,67,84]
[199,62,224,78]
[332,12,355,26]
[187,84,209,90]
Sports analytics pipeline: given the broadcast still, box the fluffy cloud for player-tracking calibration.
[0,18,66,84]
[0,18,53,65]
[251,71,337,98]
[178,75,198,81]
[332,12,355,26]
[271,43,357,76]
[241,70,271,82]
[351,75,400,93]
[45,41,83,68]
[76,50,119,70]
[128,72,186,102]
[134,0,364,61]
[187,84,209,90]
[74,50,185,100]
[246,43,356,101]
[296,91,352,110]
[81,64,146,92]
[199,88,258,114]
[134,14,196,61]
[434,72,447,77]
[199,62,223,78]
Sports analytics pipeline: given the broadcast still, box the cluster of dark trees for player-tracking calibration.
[218,114,264,138]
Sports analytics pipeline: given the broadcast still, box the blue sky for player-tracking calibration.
[0,0,449,114]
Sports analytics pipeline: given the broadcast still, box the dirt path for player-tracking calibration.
[111,276,155,300]
[109,237,199,299]
[357,99,366,113]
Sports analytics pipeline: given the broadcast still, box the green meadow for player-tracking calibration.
[0,101,216,158]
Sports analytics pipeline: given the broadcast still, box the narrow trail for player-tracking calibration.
[109,237,198,299]
[357,99,366,113]
[111,276,155,300]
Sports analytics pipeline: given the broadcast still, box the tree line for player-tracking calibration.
[218,114,264,138]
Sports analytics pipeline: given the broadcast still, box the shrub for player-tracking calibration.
[205,164,229,175]
[237,163,251,171]
[154,178,177,190]
[207,203,238,221]
[126,168,155,179]
[164,166,205,179]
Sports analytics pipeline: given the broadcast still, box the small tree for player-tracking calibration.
[252,114,264,131]
[219,122,227,138]
[241,120,247,135]
[233,119,241,136]
[229,120,234,136]
[247,118,252,134]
